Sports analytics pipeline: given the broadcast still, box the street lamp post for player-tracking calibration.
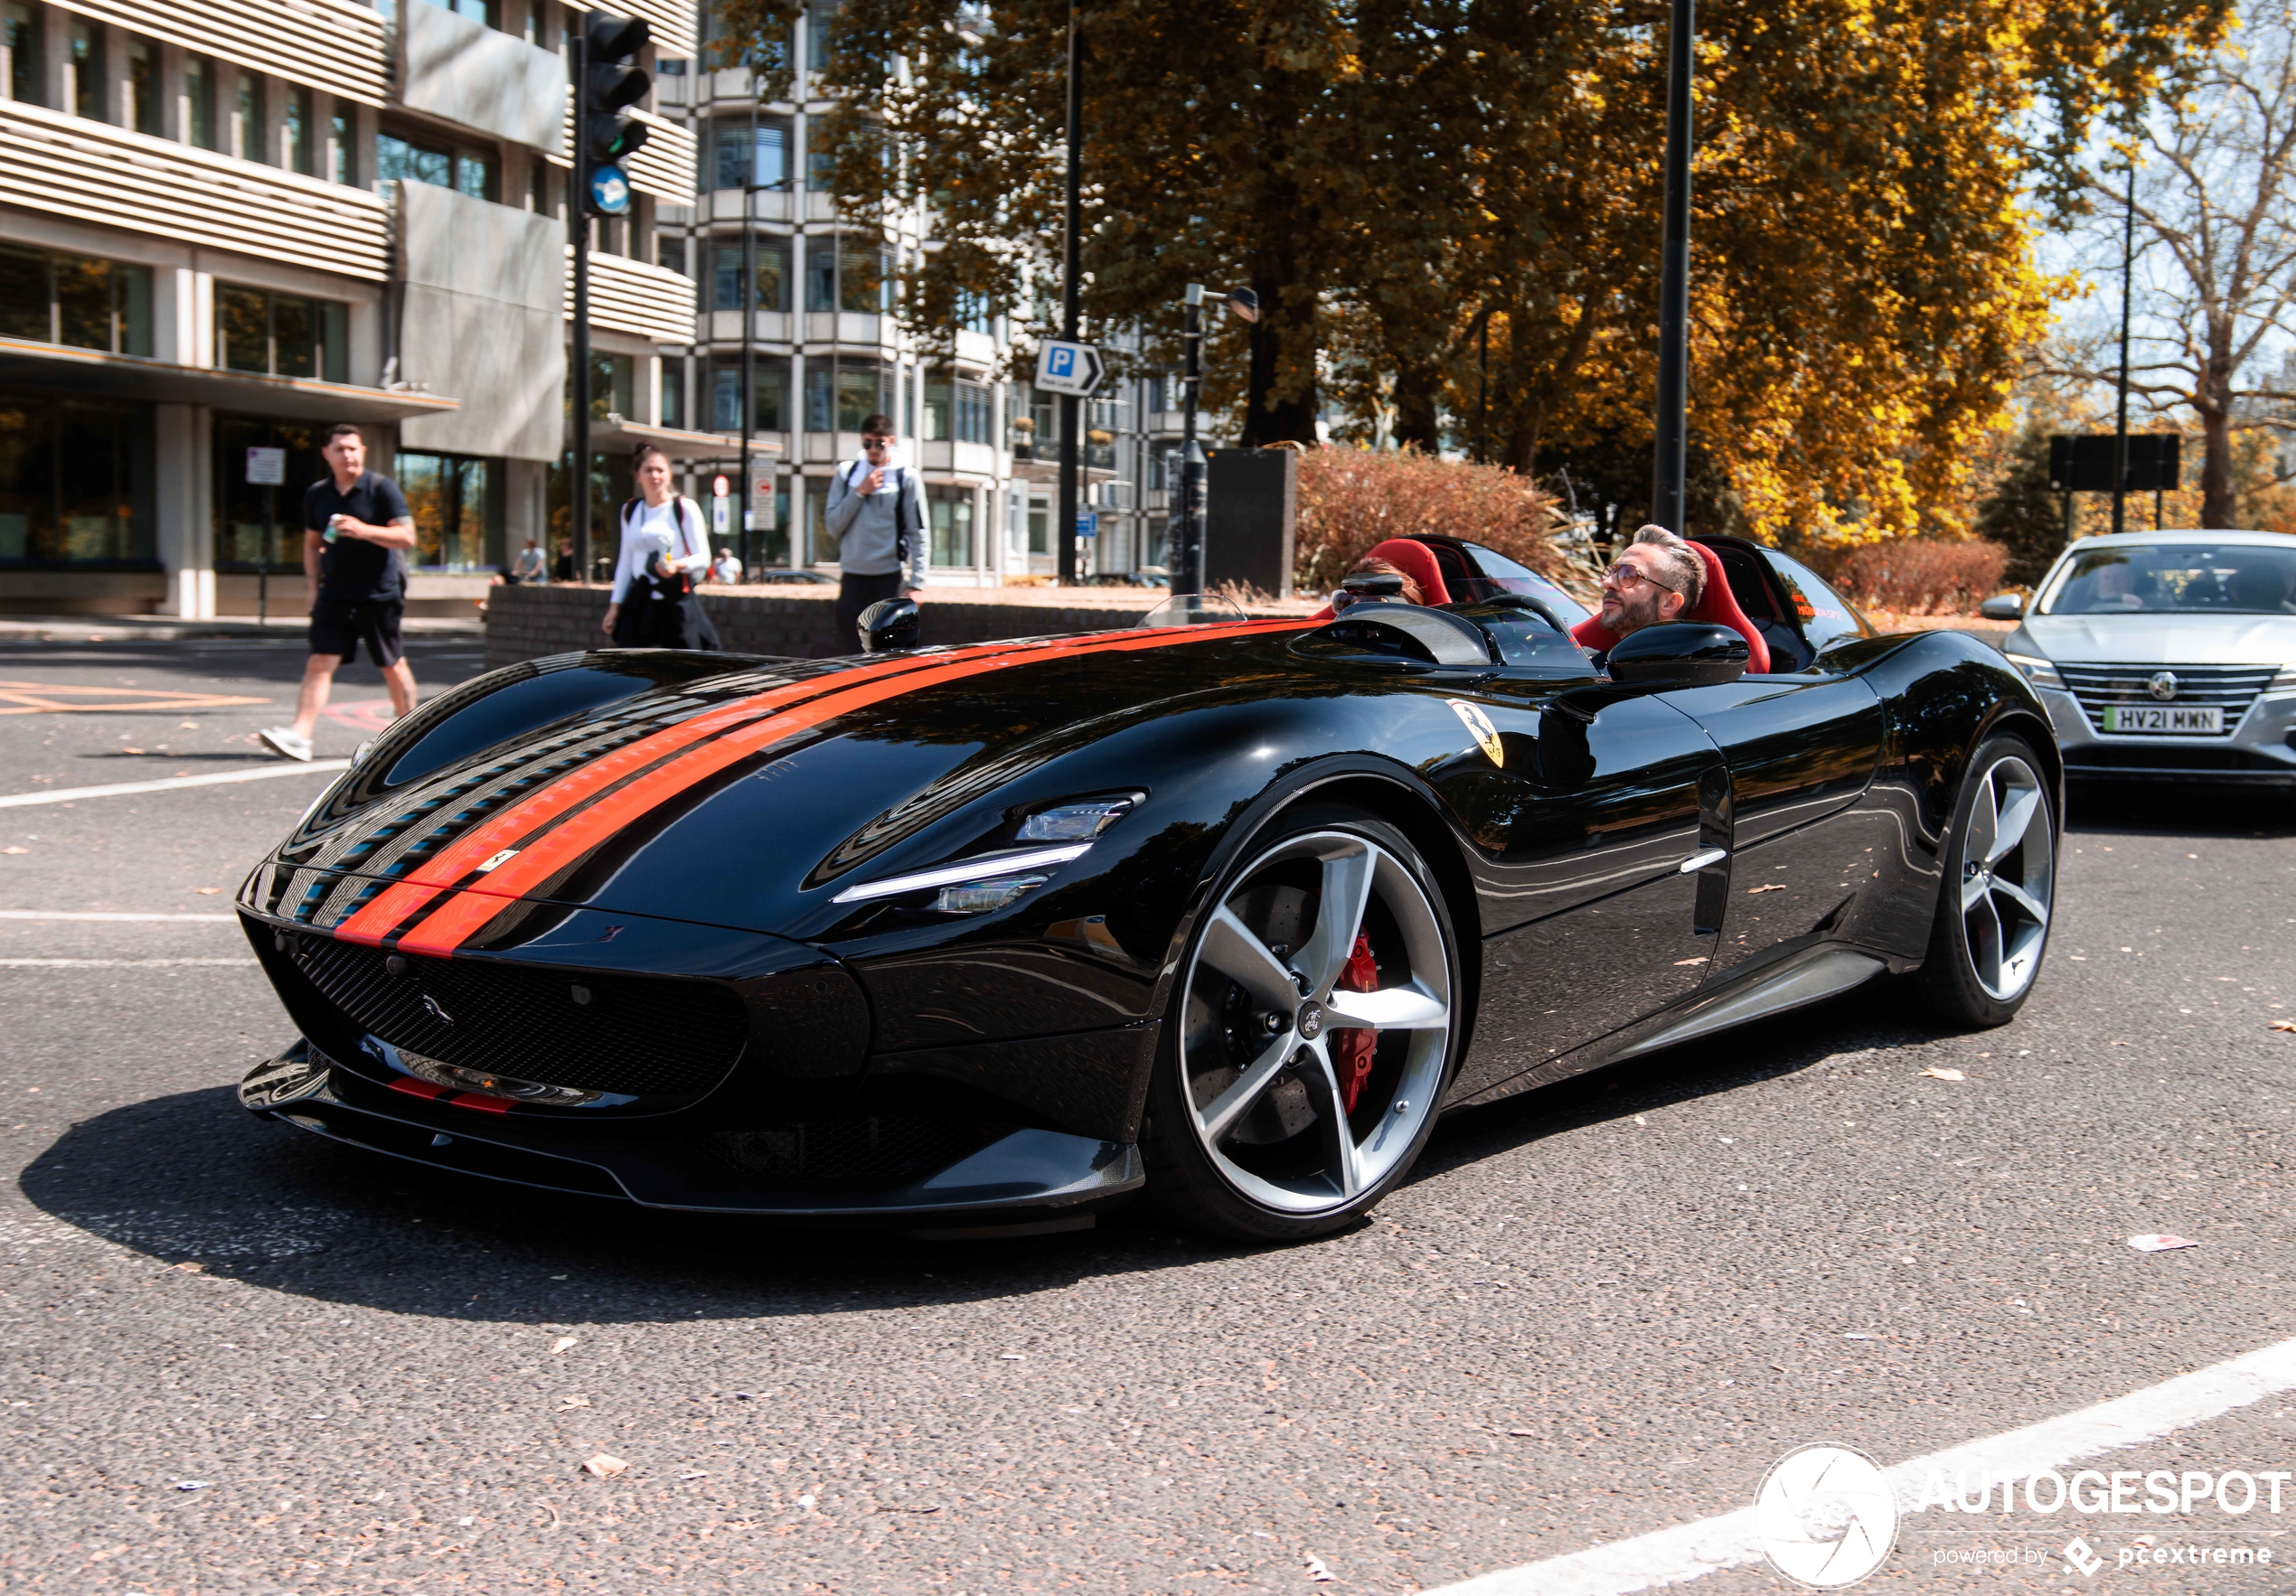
[2112,155,2138,538]
[1169,285,1255,597]
[1651,0,1695,536]
[1055,0,1083,586]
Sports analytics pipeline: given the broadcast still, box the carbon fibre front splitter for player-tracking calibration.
[240,1040,1145,1221]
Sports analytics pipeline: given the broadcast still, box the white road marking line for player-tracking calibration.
[0,760,348,809]
[0,911,236,922]
[0,958,257,967]
[1421,1333,2296,1596]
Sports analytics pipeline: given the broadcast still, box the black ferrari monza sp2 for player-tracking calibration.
[238,537,2062,1240]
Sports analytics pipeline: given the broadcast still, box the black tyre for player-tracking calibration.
[1915,734,2056,1028]
[1142,804,1463,1242]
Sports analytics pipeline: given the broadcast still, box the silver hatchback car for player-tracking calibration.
[1986,530,2296,787]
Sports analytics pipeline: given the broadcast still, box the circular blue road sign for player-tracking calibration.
[589,164,631,215]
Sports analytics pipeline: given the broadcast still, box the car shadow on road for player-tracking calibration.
[13,1083,1240,1322]
[2063,784,2296,839]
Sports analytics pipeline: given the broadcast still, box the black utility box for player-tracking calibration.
[1205,447,1299,601]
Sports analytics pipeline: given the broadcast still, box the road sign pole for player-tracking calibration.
[570,23,591,587]
[1056,0,1082,587]
[1176,286,1205,596]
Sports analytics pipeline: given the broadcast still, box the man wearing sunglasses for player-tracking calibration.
[1598,524,1706,641]
[825,413,927,643]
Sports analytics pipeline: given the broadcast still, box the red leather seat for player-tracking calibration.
[1570,540,1770,674]
[1307,539,1452,620]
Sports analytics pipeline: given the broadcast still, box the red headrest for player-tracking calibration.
[1307,538,1454,620]
[1569,540,1770,674]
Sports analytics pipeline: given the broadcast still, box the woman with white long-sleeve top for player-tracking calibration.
[601,444,720,650]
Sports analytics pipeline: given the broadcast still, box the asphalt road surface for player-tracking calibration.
[2,634,2291,1595]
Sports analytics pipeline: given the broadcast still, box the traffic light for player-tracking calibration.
[581,8,652,207]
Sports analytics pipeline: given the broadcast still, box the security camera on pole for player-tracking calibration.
[570,8,651,586]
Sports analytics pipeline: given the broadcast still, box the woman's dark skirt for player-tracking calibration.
[612,581,721,651]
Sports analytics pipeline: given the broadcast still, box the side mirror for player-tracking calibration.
[857,596,919,653]
[1979,592,2026,621]
[1606,623,1748,688]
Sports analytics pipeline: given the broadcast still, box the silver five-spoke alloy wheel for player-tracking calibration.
[1178,829,1453,1215]
[1957,753,2053,1000]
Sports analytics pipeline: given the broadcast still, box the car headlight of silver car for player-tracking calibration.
[2002,651,2065,690]
[2263,665,2296,699]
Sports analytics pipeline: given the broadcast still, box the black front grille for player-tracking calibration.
[2056,662,2278,736]
[287,936,748,1099]
[701,1119,1001,1188]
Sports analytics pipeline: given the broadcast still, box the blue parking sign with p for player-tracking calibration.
[1049,347,1075,378]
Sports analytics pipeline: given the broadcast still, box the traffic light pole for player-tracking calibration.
[569,24,593,587]
[1054,0,1081,587]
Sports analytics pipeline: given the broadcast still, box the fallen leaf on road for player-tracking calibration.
[1671,956,1707,965]
[1918,1067,1965,1082]
[1746,884,1786,895]
[193,887,222,896]
[581,1453,627,1479]
[1306,1556,1335,1582]
[550,1337,578,1354]
[2270,1020,2296,1034]
[0,847,24,855]
[121,747,144,756]
[2128,1235,2198,1253]
[558,1396,590,1411]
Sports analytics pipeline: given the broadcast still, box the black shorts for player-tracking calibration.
[309,597,406,668]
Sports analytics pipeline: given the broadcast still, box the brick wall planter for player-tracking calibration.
[483,583,1300,671]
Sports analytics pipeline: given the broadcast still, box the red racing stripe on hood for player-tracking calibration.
[332,638,1065,944]
[391,619,1310,955]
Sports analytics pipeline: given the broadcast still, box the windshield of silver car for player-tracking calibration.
[2037,544,2296,615]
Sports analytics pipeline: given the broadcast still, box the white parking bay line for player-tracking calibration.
[1422,1334,2296,1596]
[0,958,257,967]
[0,760,349,809]
[0,911,236,922]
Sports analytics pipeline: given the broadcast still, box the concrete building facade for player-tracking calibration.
[0,0,701,616]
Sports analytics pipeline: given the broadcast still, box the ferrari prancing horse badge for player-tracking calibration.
[1445,699,1503,767]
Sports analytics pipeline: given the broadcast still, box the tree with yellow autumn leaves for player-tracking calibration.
[716,0,2225,552]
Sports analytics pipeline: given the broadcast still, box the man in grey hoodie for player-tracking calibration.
[825,412,927,644]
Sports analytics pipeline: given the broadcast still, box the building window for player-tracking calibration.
[0,245,153,355]
[285,86,314,174]
[1028,497,1049,556]
[419,0,503,28]
[527,161,551,213]
[928,487,973,568]
[656,57,688,75]
[711,360,787,433]
[455,146,498,202]
[330,107,353,183]
[579,351,633,420]
[660,357,685,429]
[5,5,41,107]
[805,238,885,314]
[956,290,993,335]
[67,20,97,120]
[955,378,990,445]
[377,131,451,190]
[232,71,262,162]
[713,239,789,311]
[658,236,686,276]
[215,285,349,381]
[126,37,158,134]
[212,416,317,569]
[0,396,156,567]
[183,57,216,149]
[921,371,949,442]
[804,365,883,433]
[397,450,501,570]
[712,120,789,190]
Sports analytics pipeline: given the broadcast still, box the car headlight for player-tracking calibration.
[1018,794,1141,841]
[2266,665,2296,697]
[2003,652,2064,690]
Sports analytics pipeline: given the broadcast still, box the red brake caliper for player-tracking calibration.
[1332,932,1379,1113]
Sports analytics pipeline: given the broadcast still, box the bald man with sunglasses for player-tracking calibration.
[1596,524,1705,641]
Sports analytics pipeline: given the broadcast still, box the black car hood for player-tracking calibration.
[254,624,1322,948]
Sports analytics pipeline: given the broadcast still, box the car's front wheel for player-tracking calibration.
[1143,804,1462,1241]
[1915,733,2057,1028]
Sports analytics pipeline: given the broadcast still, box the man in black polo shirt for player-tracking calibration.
[257,425,419,762]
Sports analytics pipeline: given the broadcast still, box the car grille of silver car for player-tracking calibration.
[2056,662,2279,737]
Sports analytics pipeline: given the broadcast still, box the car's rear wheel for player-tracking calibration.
[1915,734,2056,1028]
[1143,805,1461,1241]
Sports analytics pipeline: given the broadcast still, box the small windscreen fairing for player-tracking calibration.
[1294,594,1595,678]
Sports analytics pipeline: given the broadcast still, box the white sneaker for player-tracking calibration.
[259,726,313,762]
